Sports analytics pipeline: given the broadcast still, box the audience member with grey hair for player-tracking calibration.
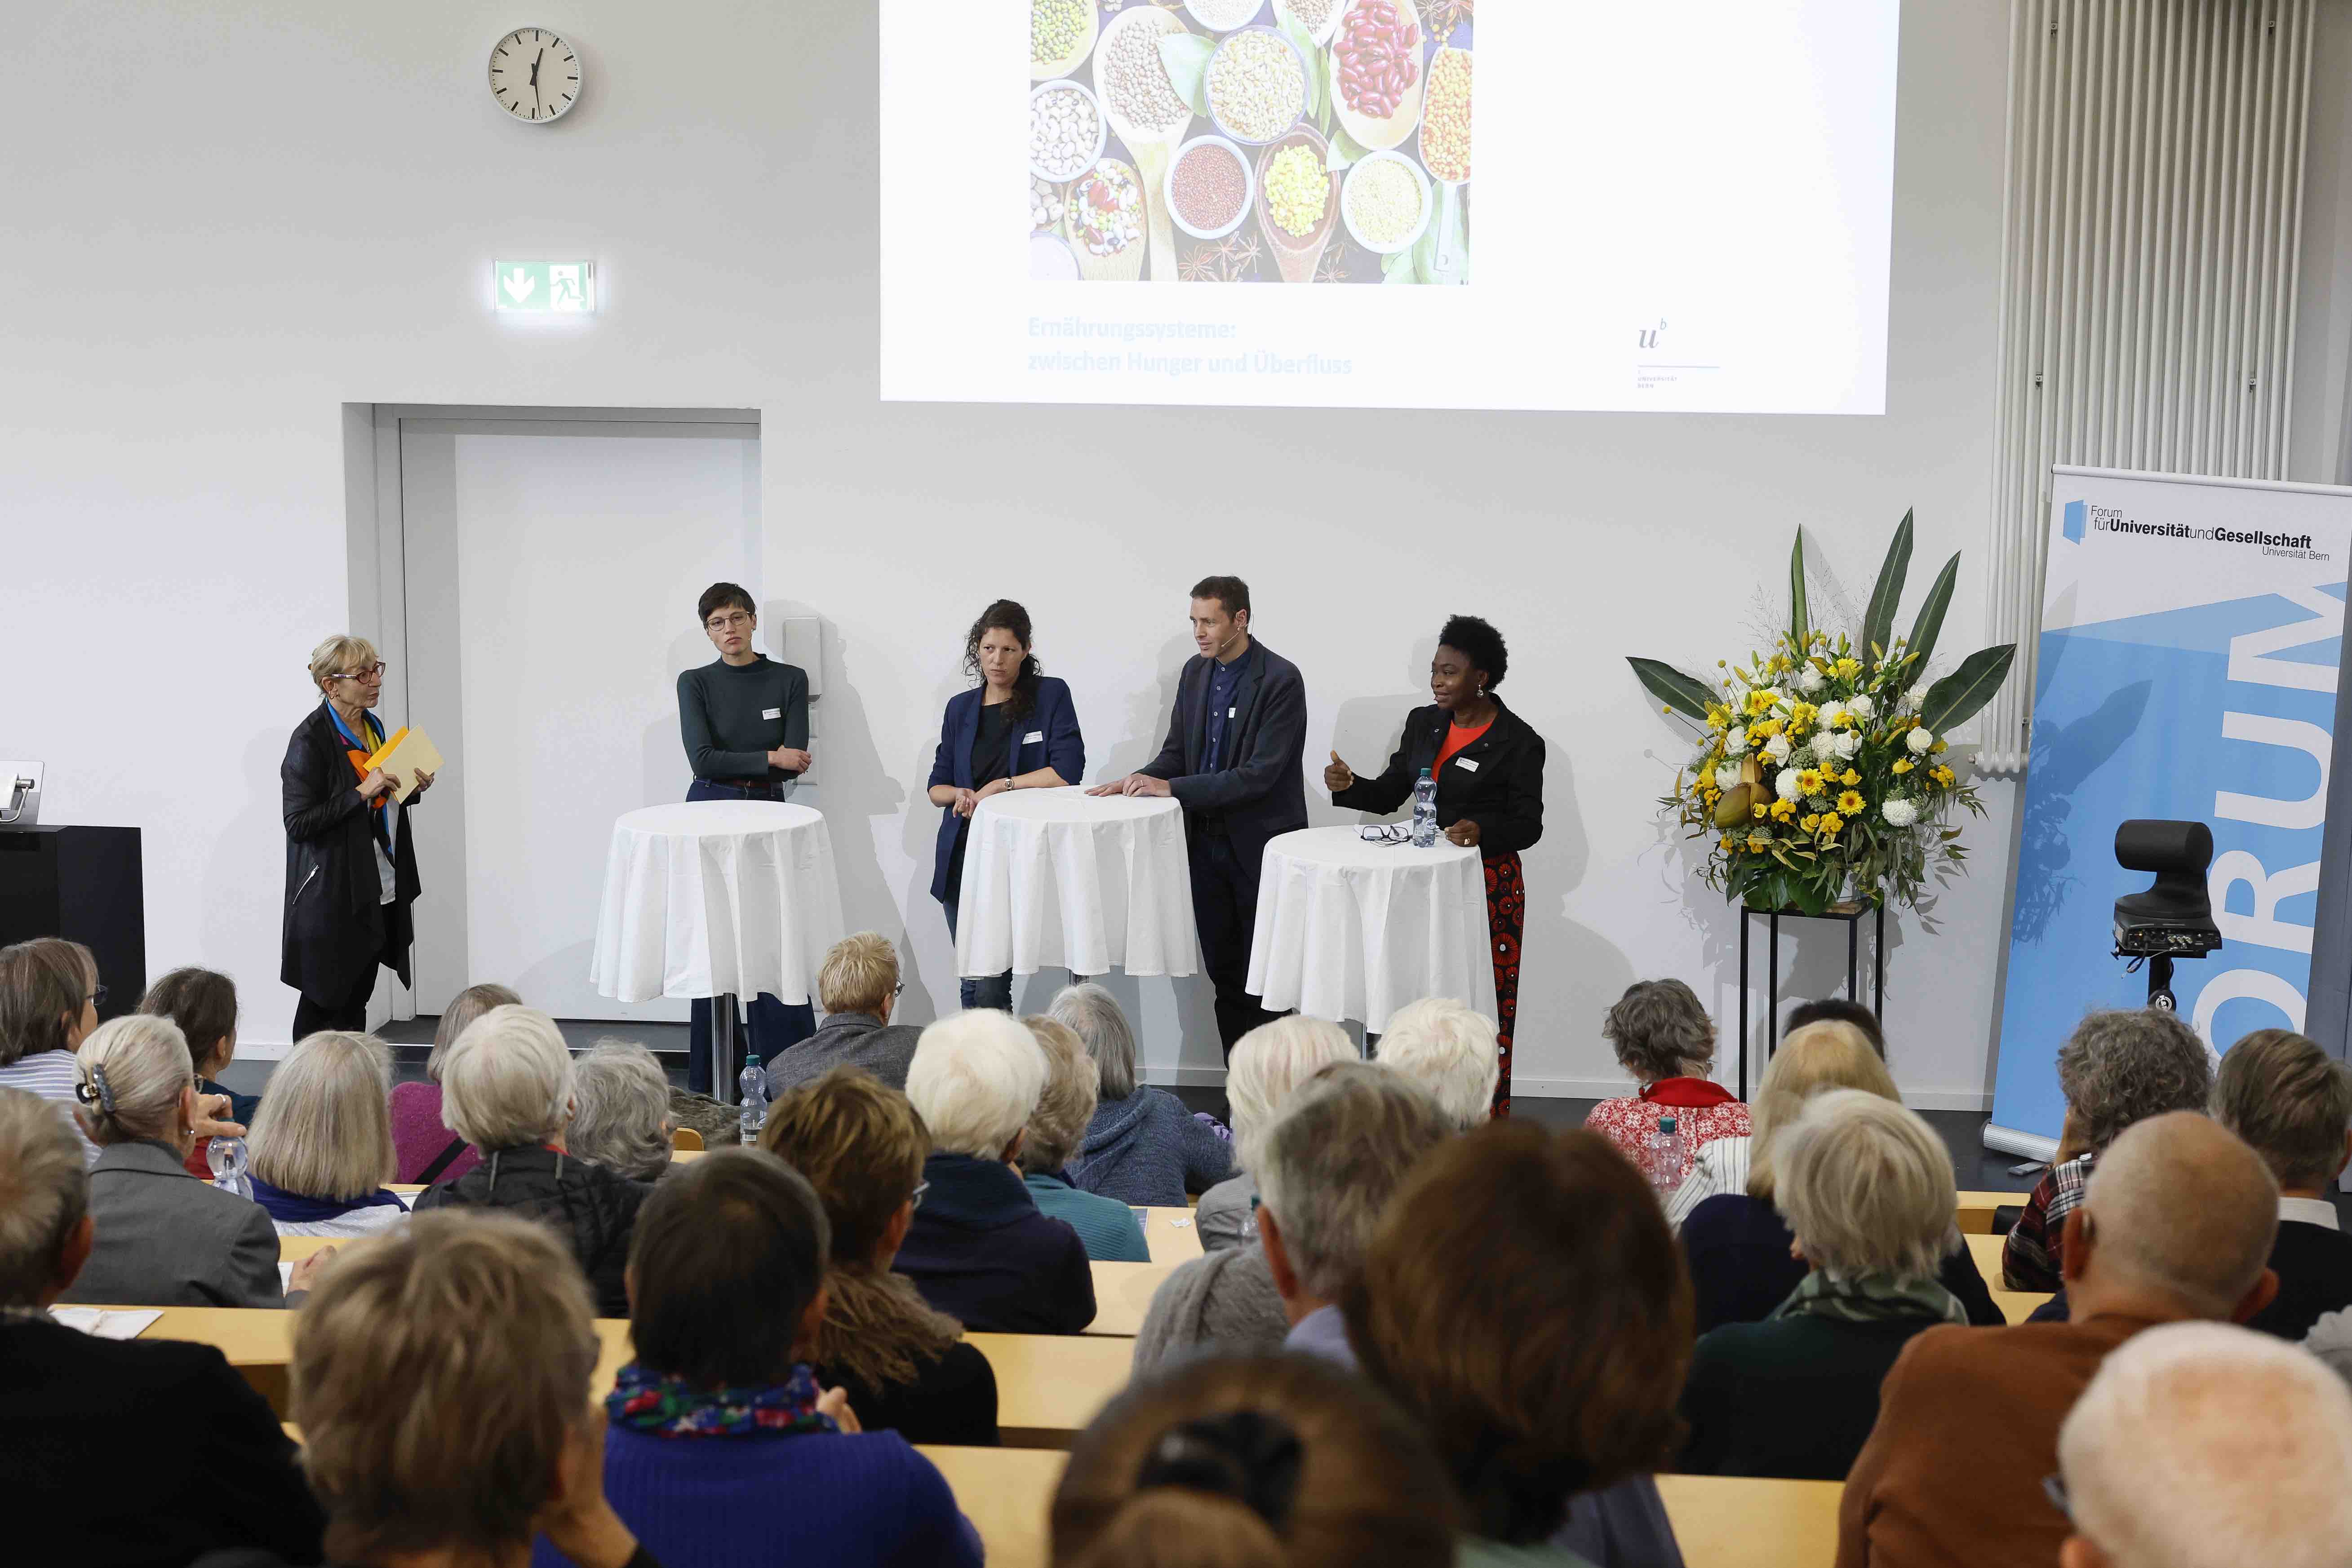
[1584,977,1751,1183]
[1375,997,1501,1131]
[387,979,519,1183]
[773,931,924,1094]
[247,1030,411,1238]
[58,1014,293,1308]
[2005,1007,2217,1292]
[1677,1091,1964,1479]
[1841,1113,2281,1567]
[2057,1320,2352,1568]
[1054,983,1233,1206]
[1195,1014,1356,1252]
[1016,1015,1148,1261]
[568,1039,676,1185]
[413,1005,648,1316]
[0,1086,328,1563]
[895,1009,1095,1333]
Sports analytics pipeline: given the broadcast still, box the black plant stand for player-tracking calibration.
[1735,900,1886,1099]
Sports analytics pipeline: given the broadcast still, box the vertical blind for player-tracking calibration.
[1982,0,2313,772]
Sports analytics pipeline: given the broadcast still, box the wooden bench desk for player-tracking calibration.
[921,1445,1065,1568]
[1955,1189,2027,1234]
[1084,1261,1171,1337]
[966,1332,1133,1448]
[1138,1207,1203,1263]
[1963,1231,2055,1324]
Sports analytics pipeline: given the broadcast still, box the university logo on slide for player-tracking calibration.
[2062,499,2087,544]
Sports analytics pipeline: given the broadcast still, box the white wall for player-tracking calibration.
[5,0,2327,1103]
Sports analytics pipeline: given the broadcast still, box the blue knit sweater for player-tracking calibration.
[530,1422,982,1568]
[1068,1087,1233,1206]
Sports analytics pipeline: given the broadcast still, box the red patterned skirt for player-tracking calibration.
[1486,851,1524,1118]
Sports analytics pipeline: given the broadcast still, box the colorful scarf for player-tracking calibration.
[1770,1267,1967,1327]
[606,1360,838,1438]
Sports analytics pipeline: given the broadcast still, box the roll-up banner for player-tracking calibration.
[1988,467,2352,1158]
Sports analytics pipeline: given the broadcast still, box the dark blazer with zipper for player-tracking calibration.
[1137,640,1309,872]
[927,675,1087,904]
[1330,696,1547,857]
[280,700,421,1003]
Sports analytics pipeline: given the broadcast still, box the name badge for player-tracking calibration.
[762,708,781,720]
[1024,731,1045,744]
[1454,757,1480,772]
[1227,707,1237,719]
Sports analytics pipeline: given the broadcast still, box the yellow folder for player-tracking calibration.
[362,727,444,805]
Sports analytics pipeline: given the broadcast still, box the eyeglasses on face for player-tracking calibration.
[87,984,108,1009]
[911,1180,930,1210]
[705,612,754,632]
[2041,1473,2072,1522]
[332,663,388,682]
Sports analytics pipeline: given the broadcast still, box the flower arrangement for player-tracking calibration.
[1629,514,2017,916]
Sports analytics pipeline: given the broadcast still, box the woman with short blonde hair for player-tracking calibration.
[58,1015,286,1307]
[568,1039,674,1184]
[247,1031,409,1238]
[1662,1018,1892,1228]
[1018,1016,1149,1261]
[1196,1014,1357,1251]
[411,1006,648,1318]
[1677,1091,1967,1479]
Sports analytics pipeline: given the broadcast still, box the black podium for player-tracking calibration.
[0,827,145,1023]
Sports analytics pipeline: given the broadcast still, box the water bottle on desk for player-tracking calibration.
[1642,1115,1682,1194]
[738,1054,769,1145]
[208,1134,252,1198]
[1411,768,1438,848]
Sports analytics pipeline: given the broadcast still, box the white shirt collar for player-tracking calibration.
[2279,1195,2341,1231]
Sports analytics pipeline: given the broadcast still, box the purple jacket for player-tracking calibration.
[388,1081,481,1185]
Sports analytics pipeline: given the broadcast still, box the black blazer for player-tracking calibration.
[0,1316,325,1567]
[1331,698,1547,857]
[280,701,421,1002]
[1138,640,1309,871]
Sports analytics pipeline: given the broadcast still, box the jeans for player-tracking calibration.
[942,899,1015,1012]
[685,778,816,1093]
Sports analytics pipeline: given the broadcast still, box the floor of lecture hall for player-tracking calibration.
[217,1014,2350,1217]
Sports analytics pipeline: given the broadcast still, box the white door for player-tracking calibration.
[398,420,760,1021]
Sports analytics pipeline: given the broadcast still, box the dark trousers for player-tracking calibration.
[1191,830,1280,1056]
[684,778,815,1094]
[293,958,382,1038]
[941,899,1015,1013]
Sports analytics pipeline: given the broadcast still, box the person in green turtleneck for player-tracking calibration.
[675,581,815,1094]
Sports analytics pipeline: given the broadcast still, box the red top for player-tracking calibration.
[1434,717,1493,774]
[1582,1079,1753,1186]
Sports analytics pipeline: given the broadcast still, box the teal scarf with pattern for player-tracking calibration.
[1771,1268,1967,1327]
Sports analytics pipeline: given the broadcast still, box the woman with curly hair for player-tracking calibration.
[1584,977,1752,1182]
[925,599,1085,1010]
[1326,614,1544,1115]
[2002,1007,2215,1293]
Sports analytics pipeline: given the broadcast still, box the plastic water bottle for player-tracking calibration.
[208,1134,252,1198]
[1411,768,1438,848]
[738,1054,769,1145]
[1642,1115,1682,1194]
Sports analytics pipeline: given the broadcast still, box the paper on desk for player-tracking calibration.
[280,1262,295,1292]
[51,1307,161,1339]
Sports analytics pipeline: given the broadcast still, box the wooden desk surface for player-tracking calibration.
[1954,1189,2026,1234]
[1139,1207,1203,1264]
[1657,1474,1843,1568]
[1085,1261,1171,1337]
[921,1445,1065,1568]
[967,1332,1133,1448]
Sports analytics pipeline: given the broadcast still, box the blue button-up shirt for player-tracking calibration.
[1204,647,1254,771]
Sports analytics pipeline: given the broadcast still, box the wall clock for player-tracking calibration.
[489,27,581,123]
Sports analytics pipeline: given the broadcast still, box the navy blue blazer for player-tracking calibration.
[1139,639,1309,872]
[928,675,1086,904]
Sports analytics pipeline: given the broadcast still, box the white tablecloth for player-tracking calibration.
[954,787,1199,979]
[1246,826,1498,1033]
[590,801,845,1005]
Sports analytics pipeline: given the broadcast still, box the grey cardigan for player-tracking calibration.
[1130,1243,1288,1373]
[767,1010,924,1094]
[58,1139,284,1308]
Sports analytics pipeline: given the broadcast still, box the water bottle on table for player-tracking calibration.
[208,1134,252,1197]
[1642,1115,1683,1194]
[738,1054,769,1144]
[1411,767,1438,848]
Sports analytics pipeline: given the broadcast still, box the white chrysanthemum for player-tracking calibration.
[1847,693,1875,721]
[1907,727,1936,754]
[1797,664,1827,694]
[1817,702,1850,731]
[1714,763,1741,791]
[1763,734,1793,764]
[1725,726,1749,754]
[1775,768,1803,802]
[1881,796,1920,828]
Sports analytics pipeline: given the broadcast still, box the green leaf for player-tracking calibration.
[1788,529,1811,652]
[1862,509,1913,673]
[1273,3,1321,118]
[1919,645,2017,736]
[1326,116,1370,170]
[1628,657,1718,722]
[1158,32,1215,118]
[1904,552,1960,681]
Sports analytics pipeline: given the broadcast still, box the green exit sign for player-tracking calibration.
[493,260,595,313]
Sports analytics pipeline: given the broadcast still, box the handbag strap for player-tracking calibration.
[416,1135,469,1186]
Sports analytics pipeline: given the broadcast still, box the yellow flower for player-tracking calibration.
[1892,758,1913,775]
[1836,790,1866,815]
[1744,689,1777,718]
[1931,765,1956,787]
[1799,813,1820,833]
[1770,798,1796,821]
[1796,768,1824,795]
[1818,812,1845,835]
[1749,717,1782,740]
[1841,769,1860,787]
[1706,705,1730,731]
[1789,702,1818,730]
[1931,740,1948,754]
[1751,804,1768,821]
[1833,656,1862,681]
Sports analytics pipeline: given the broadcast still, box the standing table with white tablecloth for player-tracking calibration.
[1245,826,1498,1033]
[955,788,1199,982]
[590,801,845,1103]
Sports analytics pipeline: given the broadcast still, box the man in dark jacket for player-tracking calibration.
[1090,575,1309,1053]
[0,1087,327,1567]
[770,933,925,1094]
